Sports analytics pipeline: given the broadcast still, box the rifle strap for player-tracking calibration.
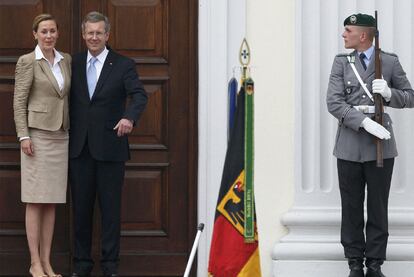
[347,55,374,102]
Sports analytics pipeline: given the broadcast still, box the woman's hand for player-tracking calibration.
[21,139,34,156]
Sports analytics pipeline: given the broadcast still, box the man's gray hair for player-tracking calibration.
[82,11,110,33]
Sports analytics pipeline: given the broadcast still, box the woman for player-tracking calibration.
[13,14,71,277]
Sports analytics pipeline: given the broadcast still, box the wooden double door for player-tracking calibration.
[0,0,197,276]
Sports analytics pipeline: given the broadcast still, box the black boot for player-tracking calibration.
[348,258,364,277]
[365,259,386,277]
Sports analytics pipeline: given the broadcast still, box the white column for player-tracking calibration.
[273,0,414,276]
[198,0,246,275]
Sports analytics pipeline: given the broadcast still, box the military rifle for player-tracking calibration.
[374,10,384,167]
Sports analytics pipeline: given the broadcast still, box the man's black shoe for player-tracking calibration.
[348,258,364,277]
[349,268,364,277]
[366,268,386,277]
[365,259,386,277]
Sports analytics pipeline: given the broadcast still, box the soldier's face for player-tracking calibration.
[342,25,362,49]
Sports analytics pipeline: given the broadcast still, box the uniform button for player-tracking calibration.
[362,95,366,98]
[347,81,351,84]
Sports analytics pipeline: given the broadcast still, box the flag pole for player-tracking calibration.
[183,223,204,277]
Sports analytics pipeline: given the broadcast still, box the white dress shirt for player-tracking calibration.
[35,44,65,90]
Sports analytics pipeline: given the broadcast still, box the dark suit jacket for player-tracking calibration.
[69,49,147,161]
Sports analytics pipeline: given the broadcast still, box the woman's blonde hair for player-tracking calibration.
[32,14,58,32]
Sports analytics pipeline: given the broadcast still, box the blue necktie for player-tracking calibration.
[87,57,97,98]
[359,53,367,70]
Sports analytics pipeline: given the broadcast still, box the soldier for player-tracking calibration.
[327,13,414,277]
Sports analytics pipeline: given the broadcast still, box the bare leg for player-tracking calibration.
[26,203,46,276]
[40,204,60,276]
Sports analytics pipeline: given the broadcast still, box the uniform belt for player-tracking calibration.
[353,105,387,114]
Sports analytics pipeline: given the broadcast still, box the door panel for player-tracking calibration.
[0,0,197,276]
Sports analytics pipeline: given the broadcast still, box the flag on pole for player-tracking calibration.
[228,77,238,140]
[208,82,261,277]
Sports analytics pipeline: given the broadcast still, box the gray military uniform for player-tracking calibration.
[327,49,414,162]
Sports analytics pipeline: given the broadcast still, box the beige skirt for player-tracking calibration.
[21,128,68,203]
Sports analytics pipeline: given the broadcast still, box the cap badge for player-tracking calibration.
[350,15,357,24]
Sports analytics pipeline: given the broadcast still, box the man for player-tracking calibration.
[69,11,147,277]
[327,13,414,277]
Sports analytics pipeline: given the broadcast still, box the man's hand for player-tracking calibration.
[21,138,34,156]
[361,117,391,140]
[372,79,392,102]
[113,118,134,137]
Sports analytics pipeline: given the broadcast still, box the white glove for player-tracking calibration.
[361,117,391,140]
[372,79,392,102]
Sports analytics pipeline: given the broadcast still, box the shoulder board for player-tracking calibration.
[381,50,397,57]
[336,53,349,57]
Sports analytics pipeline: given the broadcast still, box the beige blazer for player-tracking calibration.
[13,50,71,138]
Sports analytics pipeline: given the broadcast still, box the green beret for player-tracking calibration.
[343,13,376,27]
